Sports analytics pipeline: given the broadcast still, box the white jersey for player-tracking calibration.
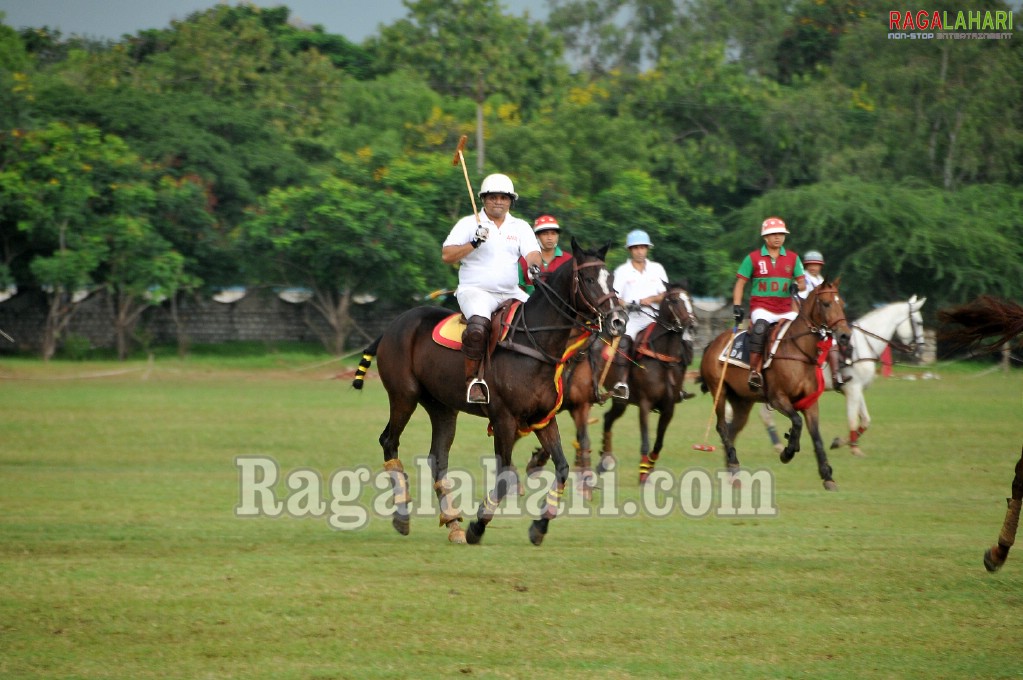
[613,259,668,338]
[799,272,824,299]
[444,210,539,318]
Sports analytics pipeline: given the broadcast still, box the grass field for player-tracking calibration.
[1,352,1021,679]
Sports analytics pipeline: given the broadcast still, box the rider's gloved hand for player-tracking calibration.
[733,304,744,325]
[471,225,489,249]
[528,264,542,282]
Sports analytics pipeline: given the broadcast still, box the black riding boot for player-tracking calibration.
[829,345,845,393]
[747,319,768,392]
[462,315,490,404]
[610,336,633,400]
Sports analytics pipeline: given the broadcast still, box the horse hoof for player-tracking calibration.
[595,454,616,474]
[528,520,547,546]
[849,446,866,458]
[465,521,485,545]
[639,472,649,485]
[780,449,795,464]
[448,526,467,544]
[983,548,1004,573]
[392,515,410,536]
[829,437,843,450]
[823,480,839,491]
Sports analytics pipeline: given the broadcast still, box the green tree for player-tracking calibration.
[375,0,566,172]
[241,152,452,354]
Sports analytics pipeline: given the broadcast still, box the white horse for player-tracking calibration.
[757,296,926,457]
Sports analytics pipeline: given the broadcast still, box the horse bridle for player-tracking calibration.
[506,257,620,364]
[804,285,848,338]
[849,301,925,360]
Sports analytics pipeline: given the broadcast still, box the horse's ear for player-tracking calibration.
[909,294,917,303]
[571,236,581,256]
[596,239,611,261]
[915,296,927,309]
[831,276,841,287]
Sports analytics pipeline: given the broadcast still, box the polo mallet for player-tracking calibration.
[452,135,481,228]
[693,326,738,452]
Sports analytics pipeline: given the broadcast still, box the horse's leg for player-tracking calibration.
[572,402,595,499]
[422,402,466,543]
[759,403,784,454]
[378,394,420,537]
[831,382,867,457]
[774,397,803,465]
[465,417,520,545]
[801,403,837,491]
[637,401,656,484]
[527,421,572,546]
[984,448,1023,572]
[596,400,627,474]
[643,401,675,484]
[716,390,748,474]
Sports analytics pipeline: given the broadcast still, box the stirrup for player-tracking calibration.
[466,378,490,404]
[611,382,630,400]
[747,371,762,391]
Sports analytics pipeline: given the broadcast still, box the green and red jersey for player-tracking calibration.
[736,245,806,315]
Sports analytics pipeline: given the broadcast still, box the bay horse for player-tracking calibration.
[699,280,853,490]
[937,295,1023,572]
[525,283,698,486]
[757,296,927,457]
[352,238,627,545]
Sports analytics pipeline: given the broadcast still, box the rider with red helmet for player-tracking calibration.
[732,217,807,392]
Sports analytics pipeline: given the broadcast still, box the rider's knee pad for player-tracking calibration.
[749,319,769,353]
[462,315,489,359]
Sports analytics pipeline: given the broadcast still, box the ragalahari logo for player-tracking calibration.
[888,9,1014,40]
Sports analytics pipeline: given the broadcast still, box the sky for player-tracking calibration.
[0,0,551,43]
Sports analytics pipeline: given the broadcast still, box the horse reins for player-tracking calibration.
[501,259,618,364]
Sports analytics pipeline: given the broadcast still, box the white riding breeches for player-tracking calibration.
[455,286,528,320]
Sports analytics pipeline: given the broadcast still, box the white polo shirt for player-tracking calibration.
[444,210,539,294]
[614,259,668,338]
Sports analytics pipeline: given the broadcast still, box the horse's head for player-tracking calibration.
[803,278,852,352]
[895,295,927,360]
[659,282,697,334]
[570,237,628,337]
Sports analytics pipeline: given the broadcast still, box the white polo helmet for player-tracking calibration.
[478,173,518,200]
[625,229,653,248]
[803,250,824,265]
[761,217,789,236]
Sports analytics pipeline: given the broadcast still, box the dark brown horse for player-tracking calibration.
[525,283,698,487]
[352,239,627,545]
[938,295,1023,572]
[698,280,852,490]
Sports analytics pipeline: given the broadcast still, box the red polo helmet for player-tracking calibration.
[533,215,560,233]
[761,217,789,236]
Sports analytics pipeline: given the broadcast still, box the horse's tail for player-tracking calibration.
[352,336,382,390]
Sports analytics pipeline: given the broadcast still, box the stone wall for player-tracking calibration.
[0,288,422,355]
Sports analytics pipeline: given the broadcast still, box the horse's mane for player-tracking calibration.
[938,295,1023,354]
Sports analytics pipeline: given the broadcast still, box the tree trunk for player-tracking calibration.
[170,293,190,358]
[41,288,76,361]
[309,287,354,355]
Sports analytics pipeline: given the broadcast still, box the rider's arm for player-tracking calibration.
[732,278,746,307]
[442,243,475,264]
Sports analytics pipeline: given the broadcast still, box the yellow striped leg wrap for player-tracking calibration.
[639,456,656,475]
[383,459,411,505]
[999,498,1022,547]
[543,484,565,520]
